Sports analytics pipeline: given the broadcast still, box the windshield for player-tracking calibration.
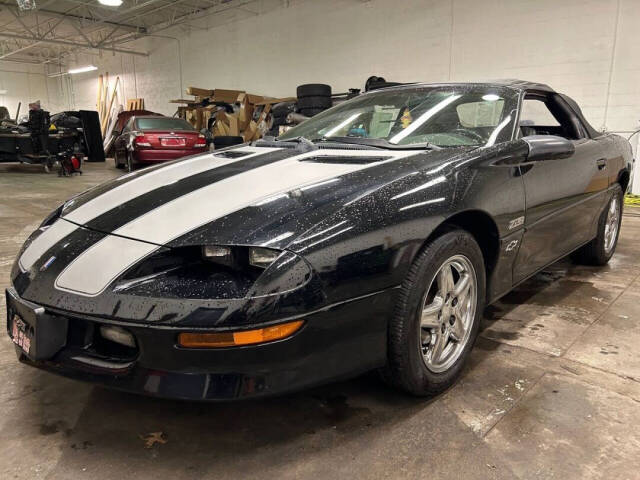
[280,85,519,148]
[136,117,194,131]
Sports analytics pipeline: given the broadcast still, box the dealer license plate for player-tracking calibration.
[160,137,186,147]
[10,314,32,355]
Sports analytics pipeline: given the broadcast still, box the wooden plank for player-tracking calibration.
[126,98,144,111]
[186,87,214,97]
[101,76,120,135]
[96,75,103,113]
[253,96,296,106]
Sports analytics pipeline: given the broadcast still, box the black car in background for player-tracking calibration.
[0,110,104,166]
[6,80,633,400]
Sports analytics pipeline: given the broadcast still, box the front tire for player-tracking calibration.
[572,185,622,266]
[382,229,486,396]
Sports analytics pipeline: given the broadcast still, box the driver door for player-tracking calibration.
[513,93,609,282]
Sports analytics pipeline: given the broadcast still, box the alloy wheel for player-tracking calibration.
[419,255,477,373]
[603,196,620,254]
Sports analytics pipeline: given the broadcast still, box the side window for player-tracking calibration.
[520,99,559,128]
[123,118,133,133]
[519,95,583,140]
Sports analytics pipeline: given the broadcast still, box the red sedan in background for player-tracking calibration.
[113,116,207,171]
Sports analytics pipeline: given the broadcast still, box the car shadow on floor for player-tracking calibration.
[10,257,628,477]
[18,369,438,477]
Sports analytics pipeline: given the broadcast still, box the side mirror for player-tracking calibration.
[523,135,575,161]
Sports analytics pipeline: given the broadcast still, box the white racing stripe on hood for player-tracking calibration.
[18,219,78,272]
[64,146,280,225]
[17,147,277,272]
[55,149,416,296]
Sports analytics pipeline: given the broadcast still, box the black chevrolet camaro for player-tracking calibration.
[6,80,633,400]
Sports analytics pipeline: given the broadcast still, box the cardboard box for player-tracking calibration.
[243,121,258,142]
[212,89,245,103]
[237,94,254,131]
[176,86,292,146]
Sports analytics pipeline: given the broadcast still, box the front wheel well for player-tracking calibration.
[424,210,500,282]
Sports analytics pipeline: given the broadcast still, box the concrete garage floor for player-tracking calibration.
[1,162,639,480]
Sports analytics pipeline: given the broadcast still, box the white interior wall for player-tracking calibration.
[63,0,640,133]
[2,0,639,190]
[0,62,49,120]
[4,0,640,130]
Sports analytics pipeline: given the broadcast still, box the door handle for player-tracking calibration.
[596,158,607,170]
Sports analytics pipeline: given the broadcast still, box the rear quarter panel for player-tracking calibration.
[606,133,634,192]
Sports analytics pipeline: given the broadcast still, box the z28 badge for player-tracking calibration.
[508,216,525,230]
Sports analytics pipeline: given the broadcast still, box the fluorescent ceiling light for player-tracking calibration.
[0,89,7,94]
[98,0,123,6]
[68,65,98,75]
[482,94,501,101]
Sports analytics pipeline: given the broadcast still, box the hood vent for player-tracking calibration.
[213,150,252,159]
[300,155,390,165]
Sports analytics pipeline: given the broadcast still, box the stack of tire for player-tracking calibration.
[268,101,296,137]
[296,84,332,118]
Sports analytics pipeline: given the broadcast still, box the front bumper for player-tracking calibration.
[6,287,395,401]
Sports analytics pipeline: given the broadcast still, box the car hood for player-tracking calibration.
[16,144,464,298]
[57,144,446,247]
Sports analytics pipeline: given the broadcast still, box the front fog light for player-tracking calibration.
[100,325,136,348]
[249,247,280,268]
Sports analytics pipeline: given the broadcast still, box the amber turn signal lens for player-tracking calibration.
[178,320,304,348]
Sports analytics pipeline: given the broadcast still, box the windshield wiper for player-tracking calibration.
[256,135,317,152]
[314,136,440,150]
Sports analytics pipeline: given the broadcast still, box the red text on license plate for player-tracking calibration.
[11,317,31,354]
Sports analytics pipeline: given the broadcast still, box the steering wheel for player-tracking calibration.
[451,128,485,143]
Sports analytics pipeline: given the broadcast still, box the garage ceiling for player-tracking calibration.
[0,0,262,66]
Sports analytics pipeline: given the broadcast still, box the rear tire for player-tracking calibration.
[296,96,332,110]
[114,151,124,169]
[381,230,485,396]
[299,107,327,118]
[572,185,622,266]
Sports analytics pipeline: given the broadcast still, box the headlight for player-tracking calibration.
[202,245,234,267]
[113,245,306,300]
[248,247,281,268]
[202,245,282,269]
